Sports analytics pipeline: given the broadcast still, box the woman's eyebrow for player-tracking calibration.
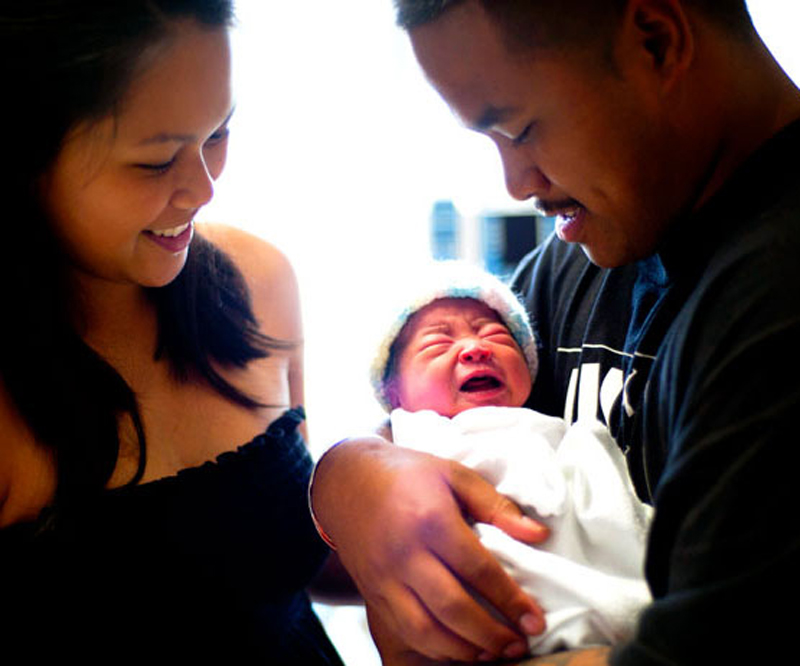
[137,106,236,146]
[138,131,196,146]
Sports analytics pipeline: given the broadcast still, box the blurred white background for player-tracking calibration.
[197,2,800,663]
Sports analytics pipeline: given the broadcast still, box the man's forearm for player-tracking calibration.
[310,435,391,544]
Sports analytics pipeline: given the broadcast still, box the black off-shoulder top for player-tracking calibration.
[0,408,344,664]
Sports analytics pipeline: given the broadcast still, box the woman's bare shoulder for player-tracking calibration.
[197,222,301,340]
[198,222,294,278]
[0,383,57,528]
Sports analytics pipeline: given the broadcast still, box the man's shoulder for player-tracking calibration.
[684,177,800,327]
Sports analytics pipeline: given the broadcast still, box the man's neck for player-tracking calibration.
[687,25,800,212]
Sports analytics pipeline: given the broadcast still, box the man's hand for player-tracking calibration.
[310,436,550,662]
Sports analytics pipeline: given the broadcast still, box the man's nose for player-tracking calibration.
[497,141,551,202]
[459,341,492,363]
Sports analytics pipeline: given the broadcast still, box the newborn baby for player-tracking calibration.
[370,261,653,655]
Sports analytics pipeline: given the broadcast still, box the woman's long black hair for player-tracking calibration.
[0,0,285,518]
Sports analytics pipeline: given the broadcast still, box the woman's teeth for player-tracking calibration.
[150,222,190,238]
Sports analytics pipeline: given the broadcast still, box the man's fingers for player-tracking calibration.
[489,493,551,544]
[402,549,535,660]
[370,575,482,662]
[443,463,548,637]
[449,461,549,544]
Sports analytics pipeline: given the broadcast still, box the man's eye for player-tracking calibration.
[205,126,230,146]
[512,123,534,146]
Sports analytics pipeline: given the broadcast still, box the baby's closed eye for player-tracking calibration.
[416,335,453,354]
[479,324,514,340]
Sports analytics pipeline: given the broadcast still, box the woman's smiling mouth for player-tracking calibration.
[143,220,194,253]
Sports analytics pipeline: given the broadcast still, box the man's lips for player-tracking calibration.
[534,199,588,243]
[534,198,585,219]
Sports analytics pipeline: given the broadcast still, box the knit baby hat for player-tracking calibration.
[370,260,538,412]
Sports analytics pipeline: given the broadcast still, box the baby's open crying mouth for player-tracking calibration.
[460,376,502,392]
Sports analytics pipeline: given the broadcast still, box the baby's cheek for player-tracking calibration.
[399,374,458,416]
[510,368,534,406]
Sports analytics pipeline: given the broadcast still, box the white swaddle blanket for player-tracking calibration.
[390,406,653,654]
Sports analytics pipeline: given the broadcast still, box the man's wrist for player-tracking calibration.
[307,439,348,550]
[308,434,395,551]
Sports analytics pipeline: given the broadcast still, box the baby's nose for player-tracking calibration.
[459,342,491,363]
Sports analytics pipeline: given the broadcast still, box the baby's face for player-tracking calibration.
[393,298,532,417]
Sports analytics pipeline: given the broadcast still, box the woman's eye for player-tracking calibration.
[135,158,175,175]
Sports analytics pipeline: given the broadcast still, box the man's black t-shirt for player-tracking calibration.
[512,119,800,664]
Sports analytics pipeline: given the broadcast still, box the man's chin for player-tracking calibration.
[577,242,606,267]
[579,242,640,269]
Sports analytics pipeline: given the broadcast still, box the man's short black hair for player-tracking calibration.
[394,0,755,46]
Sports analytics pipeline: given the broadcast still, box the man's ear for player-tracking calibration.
[622,0,695,90]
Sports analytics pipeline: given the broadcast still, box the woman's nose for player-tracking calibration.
[459,341,492,363]
[171,155,215,210]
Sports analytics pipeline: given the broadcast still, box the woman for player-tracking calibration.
[0,2,345,662]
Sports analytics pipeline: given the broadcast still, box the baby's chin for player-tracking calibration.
[449,395,521,417]
[395,391,527,418]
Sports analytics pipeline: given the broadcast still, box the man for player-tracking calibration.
[311,1,800,664]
